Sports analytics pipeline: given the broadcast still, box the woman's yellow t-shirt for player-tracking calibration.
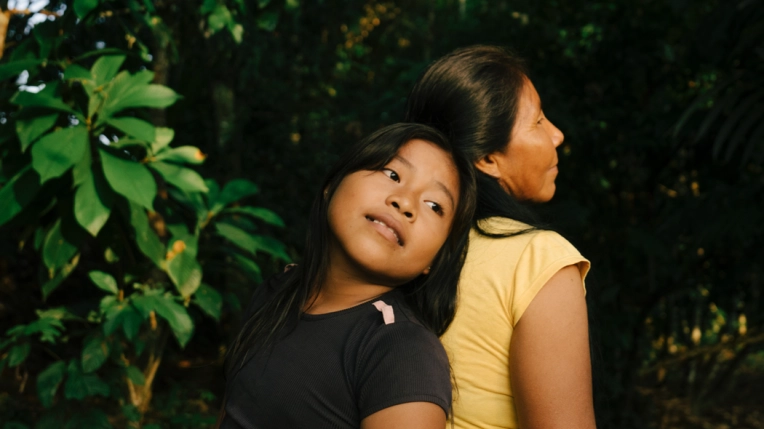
[442,217,590,429]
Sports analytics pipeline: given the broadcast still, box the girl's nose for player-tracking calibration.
[389,195,416,221]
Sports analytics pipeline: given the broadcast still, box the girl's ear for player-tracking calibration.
[422,266,431,275]
[475,153,502,179]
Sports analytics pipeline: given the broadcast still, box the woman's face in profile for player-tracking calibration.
[478,78,565,203]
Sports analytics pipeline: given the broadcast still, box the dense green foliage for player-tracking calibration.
[0,0,761,428]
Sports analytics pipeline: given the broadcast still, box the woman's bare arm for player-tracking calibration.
[510,264,596,429]
[361,402,446,429]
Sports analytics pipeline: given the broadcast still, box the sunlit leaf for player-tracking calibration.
[88,271,118,294]
[91,55,125,85]
[151,127,175,154]
[63,65,93,81]
[149,161,208,193]
[16,113,58,152]
[153,146,206,164]
[211,179,259,212]
[107,117,156,142]
[104,84,180,116]
[166,235,203,298]
[100,149,157,210]
[31,126,89,184]
[74,166,113,236]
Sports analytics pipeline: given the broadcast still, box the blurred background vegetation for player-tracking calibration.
[0,0,761,428]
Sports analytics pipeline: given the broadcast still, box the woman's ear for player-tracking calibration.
[475,153,502,179]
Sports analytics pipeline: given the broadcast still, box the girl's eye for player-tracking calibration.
[383,168,400,182]
[426,201,444,216]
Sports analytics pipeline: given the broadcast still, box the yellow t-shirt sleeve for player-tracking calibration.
[509,231,590,326]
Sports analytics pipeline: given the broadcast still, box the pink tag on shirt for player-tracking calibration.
[372,300,395,325]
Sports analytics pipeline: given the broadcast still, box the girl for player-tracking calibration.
[219,123,476,429]
[405,46,596,428]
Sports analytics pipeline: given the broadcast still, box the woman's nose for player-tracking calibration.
[548,120,565,147]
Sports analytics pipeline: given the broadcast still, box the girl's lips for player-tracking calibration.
[365,214,404,246]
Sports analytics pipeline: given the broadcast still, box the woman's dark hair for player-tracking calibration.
[404,45,543,236]
[225,123,476,377]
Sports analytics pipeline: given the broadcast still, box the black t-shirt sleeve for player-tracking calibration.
[355,322,451,419]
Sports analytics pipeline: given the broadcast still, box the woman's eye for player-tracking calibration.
[383,169,400,182]
[426,201,444,215]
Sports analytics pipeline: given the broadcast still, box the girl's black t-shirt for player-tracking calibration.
[221,273,452,429]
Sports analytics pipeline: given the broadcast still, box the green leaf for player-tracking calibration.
[216,223,290,261]
[166,237,202,298]
[8,343,30,367]
[122,404,141,422]
[73,0,100,19]
[211,179,259,212]
[153,146,206,164]
[232,253,262,282]
[201,0,217,14]
[91,55,125,85]
[42,254,80,300]
[231,24,244,43]
[81,335,109,373]
[64,360,110,400]
[16,113,58,152]
[74,166,113,236]
[257,0,272,9]
[63,65,93,81]
[257,10,280,31]
[0,166,40,227]
[100,149,157,210]
[42,219,79,271]
[88,271,118,294]
[31,126,89,184]
[132,294,193,347]
[102,302,143,340]
[224,206,285,227]
[37,361,66,408]
[151,127,175,153]
[0,59,42,80]
[107,117,156,142]
[194,284,222,321]
[65,409,112,429]
[208,5,233,32]
[104,84,180,116]
[11,85,79,116]
[126,365,145,386]
[149,161,209,193]
[124,201,165,267]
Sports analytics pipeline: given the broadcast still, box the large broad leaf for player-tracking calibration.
[149,161,209,193]
[132,294,193,347]
[193,284,222,321]
[103,84,180,116]
[100,149,157,210]
[224,206,285,227]
[0,166,40,227]
[11,85,80,116]
[81,335,109,373]
[64,360,110,400]
[216,222,290,261]
[88,271,118,294]
[232,253,262,282]
[37,361,66,408]
[16,113,58,152]
[107,117,156,142]
[0,59,43,80]
[73,0,100,19]
[151,127,175,154]
[102,300,143,340]
[90,55,125,85]
[124,201,165,267]
[63,64,93,81]
[166,236,202,298]
[153,146,206,164]
[74,166,113,236]
[211,179,259,212]
[42,219,79,271]
[31,126,89,184]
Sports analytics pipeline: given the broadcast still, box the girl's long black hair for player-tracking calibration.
[404,45,544,236]
[225,123,476,378]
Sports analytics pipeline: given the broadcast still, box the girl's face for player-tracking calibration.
[327,139,460,286]
[477,78,565,202]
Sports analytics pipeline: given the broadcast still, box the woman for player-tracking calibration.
[405,46,596,428]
